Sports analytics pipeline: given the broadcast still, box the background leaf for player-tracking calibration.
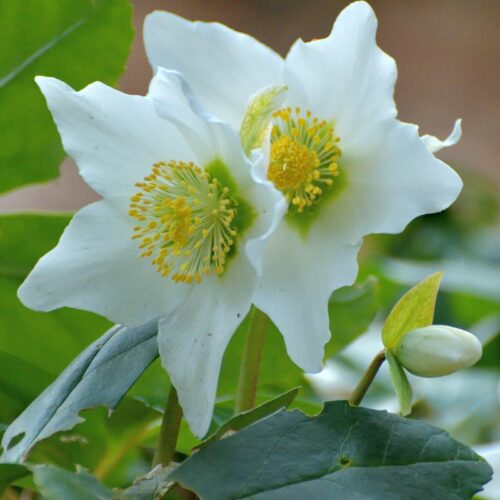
[0,463,30,495]
[1,321,158,463]
[33,464,113,500]
[382,272,442,349]
[171,401,493,500]
[0,214,111,423]
[0,0,134,194]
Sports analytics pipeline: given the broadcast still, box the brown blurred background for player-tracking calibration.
[1,0,498,212]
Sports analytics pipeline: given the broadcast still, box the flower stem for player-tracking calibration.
[349,349,386,406]
[234,307,269,413]
[153,386,183,466]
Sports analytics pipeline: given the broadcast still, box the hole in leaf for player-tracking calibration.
[339,456,352,467]
[6,431,25,450]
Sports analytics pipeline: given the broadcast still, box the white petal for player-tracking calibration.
[242,155,287,276]
[253,223,361,373]
[158,257,256,437]
[35,77,191,200]
[319,119,463,245]
[421,119,462,153]
[284,1,397,143]
[18,200,189,325]
[149,68,256,189]
[144,11,284,128]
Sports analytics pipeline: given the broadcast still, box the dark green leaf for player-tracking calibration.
[33,464,113,500]
[203,387,299,445]
[0,463,30,495]
[1,321,158,463]
[0,0,134,193]
[171,401,492,499]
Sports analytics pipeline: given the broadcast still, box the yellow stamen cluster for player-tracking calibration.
[268,107,341,212]
[129,161,237,284]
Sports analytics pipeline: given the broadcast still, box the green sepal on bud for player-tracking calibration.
[394,325,482,377]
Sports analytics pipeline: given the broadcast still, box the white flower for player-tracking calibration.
[394,325,482,377]
[18,70,285,437]
[144,1,463,372]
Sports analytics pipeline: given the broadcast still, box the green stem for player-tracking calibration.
[349,349,386,406]
[152,386,183,466]
[234,307,269,413]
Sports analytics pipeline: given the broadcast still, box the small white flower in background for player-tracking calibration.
[18,70,285,437]
[394,325,483,377]
[144,1,463,373]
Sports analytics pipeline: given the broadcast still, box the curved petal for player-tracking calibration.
[319,119,463,245]
[242,154,287,276]
[35,77,191,201]
[149,68,259,190]
[284,1,397,144]
[421,119,462,153]
[253,222,361,373]
[158,256,256,437]
[18,200,189,326]
[144,11,284,128]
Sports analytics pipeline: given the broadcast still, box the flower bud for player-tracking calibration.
[394,325,482,377]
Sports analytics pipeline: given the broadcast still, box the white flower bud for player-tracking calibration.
[394,325,482,377]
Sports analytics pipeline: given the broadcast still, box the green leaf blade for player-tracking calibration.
[382,272,442,349]
[203,387,299,445]
[170,401,493,499]
[33,465,113,500]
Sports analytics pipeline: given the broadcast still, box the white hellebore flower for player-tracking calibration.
[144,1,463,372]
[18,70,285,437]
[394,325,483,377]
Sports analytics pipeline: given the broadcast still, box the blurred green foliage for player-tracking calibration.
[0,0,134,194]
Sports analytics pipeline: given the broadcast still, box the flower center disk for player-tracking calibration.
[129,161,237,284]
[268,107,341,213]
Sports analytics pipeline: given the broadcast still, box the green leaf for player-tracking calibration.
[386,350,413,416]
[0,463,30,495]
[33,465,113,500]
[1,321,158,463]
[382,272,442,349]
[170,401,493,499]
[202,387,299,445]
[0,0,134,194]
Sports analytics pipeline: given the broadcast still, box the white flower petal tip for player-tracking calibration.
[394,325,482,378]
[157,263,256,437]
[421,119,463,153]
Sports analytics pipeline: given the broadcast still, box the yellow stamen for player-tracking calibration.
[129,160,238,283]
[268,108,341,213]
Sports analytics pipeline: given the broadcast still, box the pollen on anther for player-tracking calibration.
[129,160,238,284]
[268,107,341,213]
